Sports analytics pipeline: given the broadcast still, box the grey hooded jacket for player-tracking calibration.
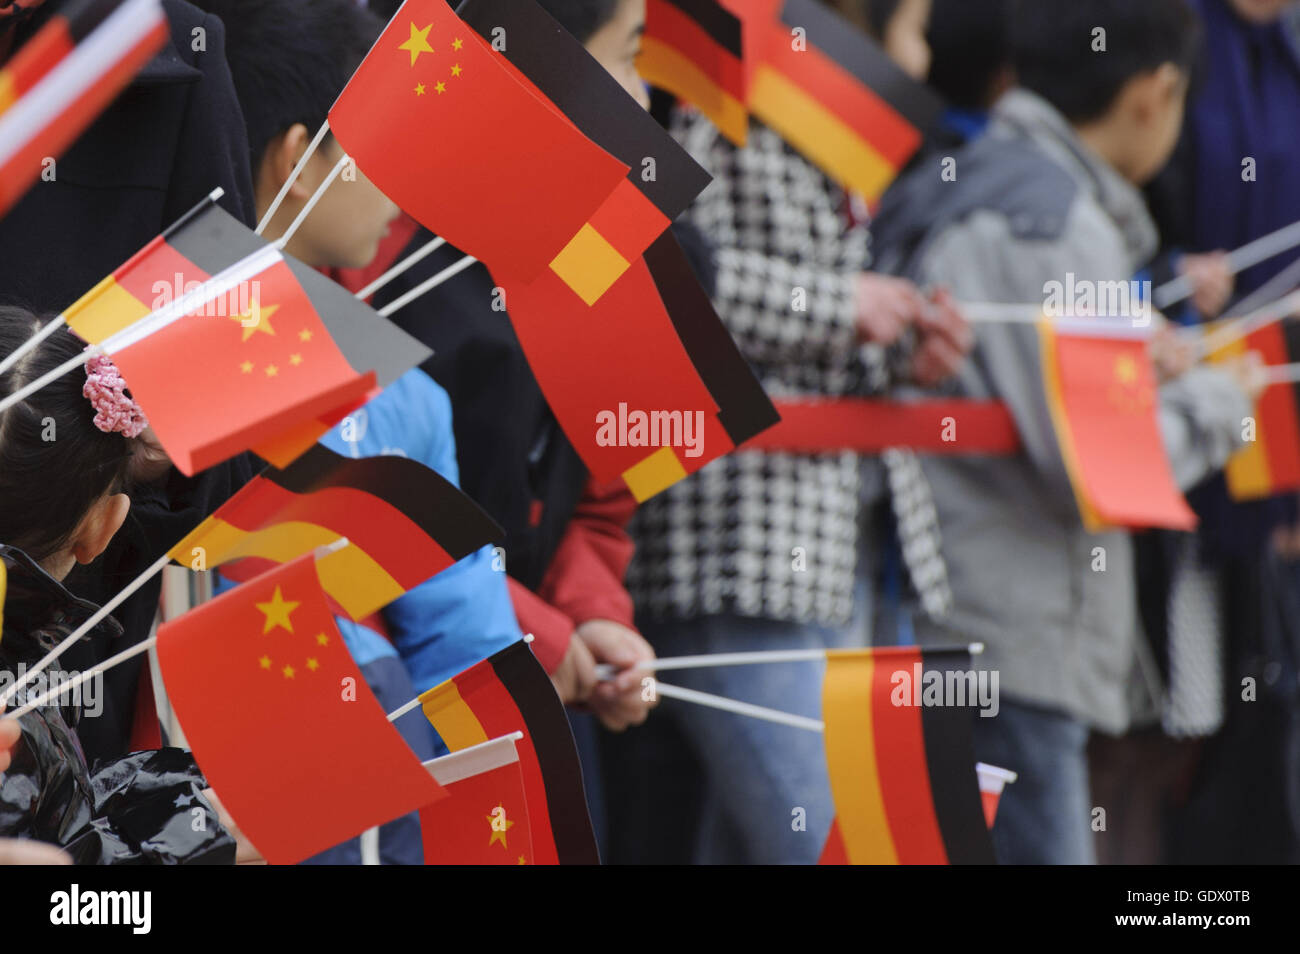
[872,90,1250,733]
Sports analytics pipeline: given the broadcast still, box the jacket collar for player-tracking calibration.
[990,89,1159,267]
[0,544,122,659]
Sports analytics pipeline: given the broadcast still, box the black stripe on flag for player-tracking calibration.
[915,648,998,865]
[642,232,780,447]
[267,444,504,560]
[488,641,601,865]
[283,255,431,388]
[64,0,132,42]
[457,0,712,223]
[779,0,943,132]
[660,0,743,58]
[162,201,272,278]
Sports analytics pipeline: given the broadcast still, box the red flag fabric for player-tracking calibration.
[102,248,375,475]
[420,733,535,864]
[329,0,629,283]
[156,554,446,865]
[1041,323,1196,530]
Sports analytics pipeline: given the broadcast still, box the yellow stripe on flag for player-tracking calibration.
[622,446,688,502]
[168,518,405,620]
[1208,336,1273,499]
[419,679,490,751]
[549,223,631,307]
[637,38,748,146]
[0,71,15,116]
[64,276,151,344]
[749,65,897,202]
[1038,321,1108,532]
[822,651,897,864]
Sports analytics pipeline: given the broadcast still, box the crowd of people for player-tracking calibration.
[0,0,1298,866]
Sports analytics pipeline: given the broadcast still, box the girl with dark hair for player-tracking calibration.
[0,307,252,863]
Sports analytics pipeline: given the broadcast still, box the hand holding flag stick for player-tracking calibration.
[1154,216,1300,310]
[590,643,986,680]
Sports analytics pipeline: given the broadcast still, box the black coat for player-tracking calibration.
[0,547,234,864]
[0,0,259,766]
[0,0,256,313]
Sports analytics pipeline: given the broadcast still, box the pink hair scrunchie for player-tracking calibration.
[83,353,148,438]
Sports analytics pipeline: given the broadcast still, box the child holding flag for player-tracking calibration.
[0,306,253,864]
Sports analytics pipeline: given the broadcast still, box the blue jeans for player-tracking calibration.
[608,614,865,864]
[973,700,1096,864]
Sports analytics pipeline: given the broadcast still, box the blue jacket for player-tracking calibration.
[318,369,523,692]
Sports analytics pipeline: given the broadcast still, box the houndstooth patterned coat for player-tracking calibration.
[626,113,951,628]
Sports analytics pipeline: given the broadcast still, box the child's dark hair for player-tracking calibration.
[535,0,622,43]
[192,0,385,172]
[927,0,1011,110]
[1011,0,1202,124]
[0,307,133,563]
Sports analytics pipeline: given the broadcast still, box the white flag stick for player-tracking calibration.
[0,316,66,379]
[593,643,985,681]
[273,154,350,251]
[377,254,479,318]
[653,682,825,733]
[355,236,447,301]
[0,553,171,711]
[1195,289,1300,357]
[256,119,330,235]
[8,634,157,720]
[1264,363,1300,387]
[1156,218,1300,309]
[0,346,98,416]
[387,696,422,723]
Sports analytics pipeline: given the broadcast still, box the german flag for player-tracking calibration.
[748,0,942,203]
[1041,320,1196,530]
[820,646,995,865]
[169,444,503,622]
[1209,323,1300,500]
[503,232,779,502]
[459,0,713,306]
[0,0,168,217]
[418,640,599,865]
[63,193,430,469]
[640,0,747,145]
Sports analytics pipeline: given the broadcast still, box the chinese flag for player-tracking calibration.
[100,248,376,475]
[420,732,535,865]
[156,554,446,865]
[1041,323,1196,530]
[328,0,629,283]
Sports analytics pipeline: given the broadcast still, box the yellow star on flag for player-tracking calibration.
[487,805,514,848]
[290,353,303,366]
[259,655,272,670]
[283,664,296,679]
[315,633,330,646]
[230,302,279,342]
[265,364,279,378]
[415,83,426,96]
[399,22,434,66]
[517,856,526,865]
[306,657,320,672]
[256,586,300,634]
[451,63,462,77]
[452,37,463,51]
[435,81,446,94]
[1114,354,1139,386]
[298,328,313,342]
[240,360,254,374]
